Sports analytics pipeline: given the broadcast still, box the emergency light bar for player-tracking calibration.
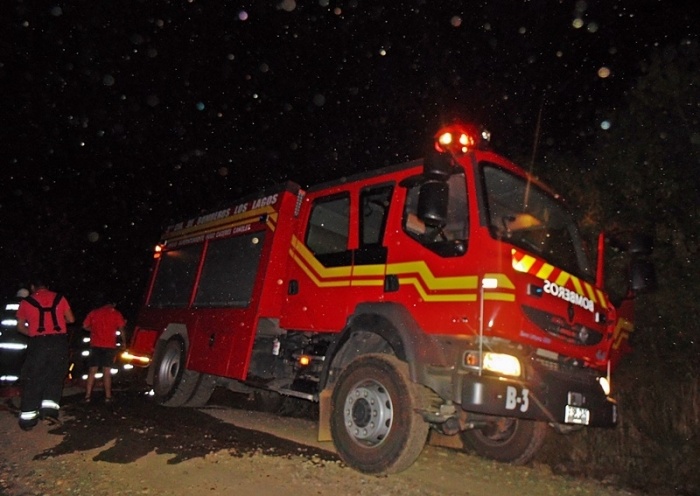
[434,122,490,155]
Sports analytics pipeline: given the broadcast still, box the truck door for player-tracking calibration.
[282,189,352,330]
[187,228,268,379]
[382,170,472,329]
[281,183,394,331]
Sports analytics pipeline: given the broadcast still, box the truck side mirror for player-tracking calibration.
[422,152,453,181]
[630,258,657,293]
[417,180,448,227]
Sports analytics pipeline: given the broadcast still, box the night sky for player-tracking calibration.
[1,0,697,318]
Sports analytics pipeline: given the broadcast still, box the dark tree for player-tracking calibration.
[542,41,700,494]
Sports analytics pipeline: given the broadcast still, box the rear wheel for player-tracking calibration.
[182,373,217,407]
[460,417,548,464]
[152,338,215,407]
[330,354,429,475]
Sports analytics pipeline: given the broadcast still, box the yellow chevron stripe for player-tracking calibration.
[485,273,515,290]
[484,292,516,302]
[289,235,518,302]
[352,264,385,277]
[570,276,584,296]
[584,283,598,303]
[512,248,609,307]
[536,263,555,279]
[612,318,634,349]
[350,279,385,287]
[554,271,570,286]
[513,253,537,273]
[398,277,477,302]
[289,250,351,287]
[266,212,278,232]
[596,289,608,308]
[291,237,352,279]
[388,261,478,290]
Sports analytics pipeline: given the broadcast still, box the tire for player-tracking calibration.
[252,389,286,413]
[151,338,215,407]
[330,354,429,475]
[182,373,217,407]
[460,417,548,464]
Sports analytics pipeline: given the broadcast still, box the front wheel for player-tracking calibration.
[330,354,429,475]
[460,417,548,464]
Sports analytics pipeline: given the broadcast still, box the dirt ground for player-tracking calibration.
[0,385,643,496]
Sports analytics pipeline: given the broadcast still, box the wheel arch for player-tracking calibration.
[319,302,449,391]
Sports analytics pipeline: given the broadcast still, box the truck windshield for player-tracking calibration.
[481,163,593,280]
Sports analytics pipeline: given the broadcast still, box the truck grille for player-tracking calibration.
[522,305,603,346]
[531,354,598,385]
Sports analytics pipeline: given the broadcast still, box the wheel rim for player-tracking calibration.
[155,341,181,394]
[342,378,393,447]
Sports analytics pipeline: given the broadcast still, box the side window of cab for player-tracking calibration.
[305,193,352,267]
[402,172,469,257]
[356,184,393,265]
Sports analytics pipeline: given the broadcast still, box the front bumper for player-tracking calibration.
[421,363,616,428]
[458,370,616,427]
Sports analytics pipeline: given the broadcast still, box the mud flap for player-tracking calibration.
[318,387,332,442]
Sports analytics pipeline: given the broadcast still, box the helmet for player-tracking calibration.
[16,288,29,298]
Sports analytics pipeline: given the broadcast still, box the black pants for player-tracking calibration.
[20,334,69,418]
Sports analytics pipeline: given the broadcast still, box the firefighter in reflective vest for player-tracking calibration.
[16,279,75,431]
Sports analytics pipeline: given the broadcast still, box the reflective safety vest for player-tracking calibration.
[23,293,65,334]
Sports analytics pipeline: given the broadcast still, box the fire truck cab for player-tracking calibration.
[123,122,654,474]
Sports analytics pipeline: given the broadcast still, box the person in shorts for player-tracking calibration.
[82,296,126,403]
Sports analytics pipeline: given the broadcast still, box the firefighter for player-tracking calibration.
[16,279,75,430]
[82,294,126,404]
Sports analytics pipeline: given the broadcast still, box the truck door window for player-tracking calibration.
[193,232,266,307]
[402,172,468,257]
[356,184,393,265]
[149,243,202,308]
[306,193,351,267]
[360,185,393,246]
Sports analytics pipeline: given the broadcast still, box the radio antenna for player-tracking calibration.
[524,95,545,206]
[529,96,545,172]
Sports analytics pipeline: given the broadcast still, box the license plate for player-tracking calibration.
[565,405,590,425]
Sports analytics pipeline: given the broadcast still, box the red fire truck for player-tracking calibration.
[123,122,653,474]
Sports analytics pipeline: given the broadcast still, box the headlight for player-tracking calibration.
[598,376,611,396]
[483,352,522,376]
